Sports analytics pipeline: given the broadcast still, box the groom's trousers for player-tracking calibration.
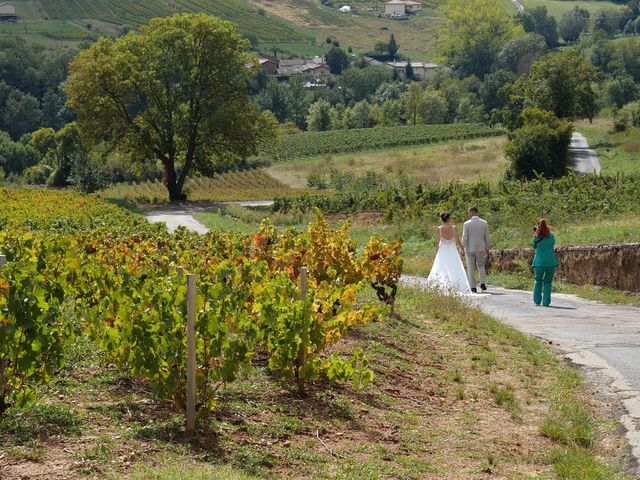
[465,251,486,288]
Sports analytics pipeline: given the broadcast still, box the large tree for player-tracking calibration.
[504,49,598,127]
[506,107,573,180]
[65,13,278,201]
[497,33,547,75]
[518,6,559,48]
[403,82,423,126]
[559,7,588,44]
[388,34,400,62]
[436,0,523,79]
[325,46,350,75]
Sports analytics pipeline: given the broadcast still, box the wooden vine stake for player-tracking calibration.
[300,267,308,301]
[296,267,308,396]
[177,265,184,279]
[0,254,6,268]
[186,273,197,436]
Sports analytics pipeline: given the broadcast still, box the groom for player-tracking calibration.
[462,207,490,293]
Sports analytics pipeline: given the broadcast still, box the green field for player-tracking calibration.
[0,0,96,46]
[102,169,304,204]
[267,136,507,188]
[1,0,627,54]
[519,0,623,18]
[499,0,623,18]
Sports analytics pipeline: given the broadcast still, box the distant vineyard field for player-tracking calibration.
[37,0,312,42]
[103,169,303,203]
[271,124,503,161]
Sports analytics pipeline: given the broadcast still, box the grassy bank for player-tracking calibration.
[576,119,640,176]
[0,288,631,479]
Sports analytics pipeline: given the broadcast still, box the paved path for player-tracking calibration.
[571,132,601,175]
[510,0,524,12]
[403,275,640,472]
[146,211,639,471]
[145,201,273,234]
[146,211,209,234]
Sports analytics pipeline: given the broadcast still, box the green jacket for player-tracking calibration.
[531,232,558,267]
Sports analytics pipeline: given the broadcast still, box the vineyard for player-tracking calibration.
[273,173,640,247]
[0,188,401,414]
[36,0,312,42]
[271,124,503,161]
[103,169,305,203]
[0,189,633,478]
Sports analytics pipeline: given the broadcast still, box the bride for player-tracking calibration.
[426,212,472,294]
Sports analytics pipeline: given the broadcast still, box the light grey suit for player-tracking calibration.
[462,216,490,289]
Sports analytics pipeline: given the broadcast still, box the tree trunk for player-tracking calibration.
[163,156,186,202]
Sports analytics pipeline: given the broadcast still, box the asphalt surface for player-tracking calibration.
[510,0,524,12]
[146,211,209,234]
[145,201,273,234]
[571,132,601,175]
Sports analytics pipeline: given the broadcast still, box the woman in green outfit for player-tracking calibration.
[531,219,558,307]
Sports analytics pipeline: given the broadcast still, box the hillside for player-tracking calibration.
[0,0,313,45]
[2,0,625,57]
[1,0,440,59]
[246,0,440,60]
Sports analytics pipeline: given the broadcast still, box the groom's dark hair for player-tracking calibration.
[468,207,479,215]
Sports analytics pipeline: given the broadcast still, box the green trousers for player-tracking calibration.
[533,266,556,306]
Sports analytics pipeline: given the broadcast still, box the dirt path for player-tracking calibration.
[146,211,209,234]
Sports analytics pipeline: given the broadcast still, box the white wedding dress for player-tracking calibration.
[426,235,472,295]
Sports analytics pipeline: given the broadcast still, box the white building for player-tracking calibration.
[386,61,438,79]
[384,0,422,16]
[0,3,17,22]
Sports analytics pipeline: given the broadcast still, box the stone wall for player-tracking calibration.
[486,243,640,292]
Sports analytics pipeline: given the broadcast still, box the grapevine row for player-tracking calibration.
[272,124,503,161]
[102,170,305,203]
[0,190,402,413]
[37,0,312,42]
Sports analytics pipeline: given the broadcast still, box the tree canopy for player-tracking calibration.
[65,13,278,201]
[504,49,598,126]
[326,46,350,75]
[506,107,573,180]
[559,7,589,44]
[436,0,523,79]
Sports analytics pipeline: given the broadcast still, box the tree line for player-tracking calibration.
[1,1,640,199]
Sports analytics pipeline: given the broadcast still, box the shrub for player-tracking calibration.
[505,108,573,180]
[67,153,108,194]
[22,164,51,185]
[613,101,640,132]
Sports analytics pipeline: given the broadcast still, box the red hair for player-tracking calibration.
[535,219,551,239]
